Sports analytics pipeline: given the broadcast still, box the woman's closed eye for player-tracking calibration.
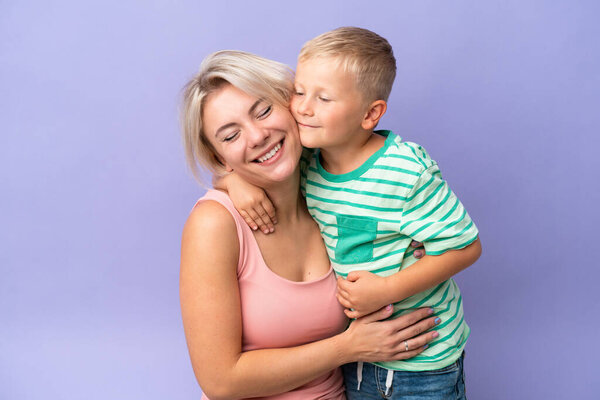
[223,131,240,142]
[257,105,272,119]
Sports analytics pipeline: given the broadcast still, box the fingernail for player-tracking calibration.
[423,344,429,349]
[269,227,274,233]
[432,331,439,338]
[434,317,441,325]
[415,250,422,257]
[386,304,393,310]
[263,229,269,234]
[252,226,258,230]
[428,308,434,314]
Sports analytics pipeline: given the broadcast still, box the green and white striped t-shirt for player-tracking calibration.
[300,130,479,371]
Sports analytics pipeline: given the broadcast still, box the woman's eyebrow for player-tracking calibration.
[247,99,263,115]
[215,122,237,138]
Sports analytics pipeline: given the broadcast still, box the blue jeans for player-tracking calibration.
[342,353,466,399]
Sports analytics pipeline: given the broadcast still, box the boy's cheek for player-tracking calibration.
[289,98,300,117]
[297,128,318,149]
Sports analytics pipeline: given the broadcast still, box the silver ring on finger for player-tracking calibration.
[404,340,409,351]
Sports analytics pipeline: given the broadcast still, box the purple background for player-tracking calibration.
[2,1,598,399]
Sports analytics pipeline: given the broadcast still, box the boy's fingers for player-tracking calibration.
[336,286,351,302]
[239,211,258,230]
[346,271,360,281]
[337,296,352,310]
[255,206,274,233]
[338,288,357,308]
[337,277,351,291]
[349,308,369,319]
[246,208,270,233]
[261,200,277,224]
[345,309,362,319]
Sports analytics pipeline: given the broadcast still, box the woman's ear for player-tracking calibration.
[213,154,233,173]
[361,100,388,130]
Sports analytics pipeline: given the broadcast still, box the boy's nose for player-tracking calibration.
[295,97,314,117]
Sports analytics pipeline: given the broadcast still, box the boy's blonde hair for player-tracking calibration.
[299,27,396,103]
[181,50,294,182]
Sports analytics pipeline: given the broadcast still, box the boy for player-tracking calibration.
[223,27,481,399]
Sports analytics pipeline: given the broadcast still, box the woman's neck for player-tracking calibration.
[263,168,305,225]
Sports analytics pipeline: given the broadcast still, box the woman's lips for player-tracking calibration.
[253,139,284,164]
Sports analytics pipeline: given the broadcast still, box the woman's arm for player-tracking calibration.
[181,201,438,400]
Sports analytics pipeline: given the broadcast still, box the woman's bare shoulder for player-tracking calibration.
[182,199,238,252]
[188,198,233,226]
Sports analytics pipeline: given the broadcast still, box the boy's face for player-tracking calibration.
[291,57,368,149]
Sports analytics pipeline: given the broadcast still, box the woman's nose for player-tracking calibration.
[247,124,270,148]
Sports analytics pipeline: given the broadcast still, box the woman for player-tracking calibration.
[179,50,439,400]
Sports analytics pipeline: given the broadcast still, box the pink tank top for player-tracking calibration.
[198,190,348,400]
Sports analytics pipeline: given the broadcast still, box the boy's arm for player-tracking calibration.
[213,173,277,234]
[211,147,314,234]
[338,147,481,318]
[337,238,481,318]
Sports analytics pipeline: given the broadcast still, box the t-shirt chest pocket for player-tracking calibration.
[335,215,378,264]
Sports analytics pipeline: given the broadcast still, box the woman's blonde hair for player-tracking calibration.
[181,50,294,182]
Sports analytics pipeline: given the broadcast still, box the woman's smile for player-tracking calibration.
[254,139,284,164]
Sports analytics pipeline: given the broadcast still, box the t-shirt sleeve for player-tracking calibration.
[400,162,479,255]
[299,147,315,197]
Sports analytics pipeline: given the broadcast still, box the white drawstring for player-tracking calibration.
[356,361,363,390]
[385,368,394,396]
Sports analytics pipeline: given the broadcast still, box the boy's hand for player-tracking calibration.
[336,241,424,318]
[235,189,277,234]
[214,173,277,234]
[336,271,389,319]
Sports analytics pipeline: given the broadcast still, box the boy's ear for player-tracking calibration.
[361,100,387,130]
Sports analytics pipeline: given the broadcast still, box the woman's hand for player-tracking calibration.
[411,240,425,258]
[342,306,440,363]
[213,173,277,234]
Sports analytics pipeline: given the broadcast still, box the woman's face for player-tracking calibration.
[202,84,302,189]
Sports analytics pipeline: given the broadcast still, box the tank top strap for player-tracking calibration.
[194,189,255,276]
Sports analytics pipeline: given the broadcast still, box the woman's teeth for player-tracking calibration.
[257,142,282,163]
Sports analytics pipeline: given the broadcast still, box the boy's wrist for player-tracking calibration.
[381,272,411,305]
[380,275,396,306]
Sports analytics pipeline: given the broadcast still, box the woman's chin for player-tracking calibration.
[264,164,297,184]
